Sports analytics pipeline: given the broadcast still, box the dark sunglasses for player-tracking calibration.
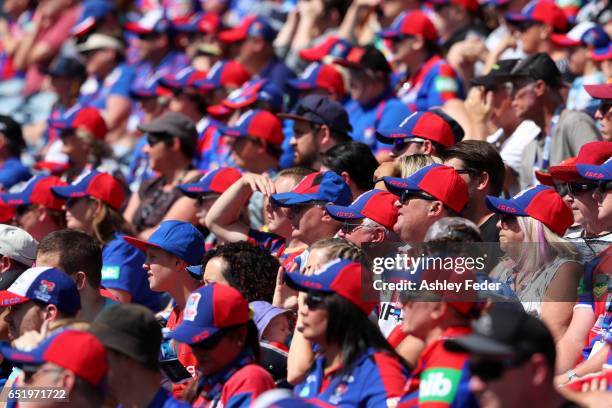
[499,213,517,225]
[341,219,364,234]
[469,357,527,382]
[567,181,598,196]
[65,196,91,208]
[598,101,612,115]
[399,190,435,204]
[304,293,326,310]
[137,32,162,41]
[553,182,569,198]
[191,331,226,350]
[15,204,37,217]
[598,180,612,195]
[392,138,424,154]
[196,194,219,206]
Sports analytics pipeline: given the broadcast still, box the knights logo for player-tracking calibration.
[34,280,56,302]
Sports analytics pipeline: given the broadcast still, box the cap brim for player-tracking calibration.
[50,184,88,200]
[444,334,516,357]
[584,84,612,99]
[218,29,246,43]
[207,104,234,117]
[534,170,554,186]
[178,183,210,198]
[123,236,159,253]
[382,176,419,197]
[299,48,324,61]
[33,161,70,175]
[0,290,30,308]
[287,79,316,90]
[124,22,154,34]
[186,265,202,279]
[504,13,530,25]
[277,113,314,123]
[485,196,528,216]
[0,343,44,366]
[168,324,220,345]
[1,191,29,206]
[550,34,581,47]
[270,192,321,207]
[375,129,411,145]
[379,29,401,39]
[283,271,333,293]
[548,165,581,182]
[325,204,365,221]
[576,163,611,180]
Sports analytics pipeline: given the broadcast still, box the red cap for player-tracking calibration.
[299,36,353,62]
[535,157,576,185]
[224,109,283,145]
[506,1,568,33]
[195,60,252,91]
[288,64,346,96]
[380,11,438,42]
[198,12,221,34]
[72,107,108,140]
[584,83,612,100]
[326,190,399,230]
[549,142,612,182]
[51,171,126,210]
[0,199,15,223]
[218,15,276,43]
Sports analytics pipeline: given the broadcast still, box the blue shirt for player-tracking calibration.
[102,234,161,311]
[294,348,409,407]
[127,135,153,192]
[0,157,31,190]
[78,63,136,109]
[259,57,296,93]
[345,90,410,154]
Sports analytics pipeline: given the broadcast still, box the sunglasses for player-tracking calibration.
[146,132,171,147]
[65,196,92,209]
[468,357,527,382]
[553,182,569,198]
[137,32,161,41]
[341,219,364,234]
[304,293,326,310]
[191,330,226,350]
[598,101,612,115]
[499,213,517,226]
[392,137,425,154]
[598,180,612,195]
[567,182,598,196]
[196,194,219,206]
[399,190,436,205]
[15,204,37,217]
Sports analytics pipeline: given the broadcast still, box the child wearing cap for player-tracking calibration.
[251,301,292,384]
[487,185,582,340]
[124,220,205,398]
[284,259,409,406]
[169,284,275,406]
[51,170,161,311]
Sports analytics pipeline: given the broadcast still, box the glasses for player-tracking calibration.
[567,181,598,196]
[598,180,612,195]
[304,293,326,310]
[65,196,93,209]
[499,213,517,227]
[137,32,161,41]
[15,204,37,218]
[288,201,326,216]
[553,181,569,198]
[146,132,171,147]
[392,137,425,154]
[399,190,435,205]
[341,219,365,234]
[468,357,527,382]
[196,194,219,206]
[598,101,612,115]
[191,331,226,351]
[23,366,64,383]
[456,167,481,176]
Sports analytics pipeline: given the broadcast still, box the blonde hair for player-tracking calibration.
[399,154,442,178]
[91,199,135,245]
[310,237,366,264]
[515,216,578,274]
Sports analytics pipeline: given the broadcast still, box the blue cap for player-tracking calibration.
[279,94,352,135]
[129,77,164,99]
[124,220,204,266]
[577,158,612,181]
[72,0,116,36]
[271,171,352,207]
[0,267,81,316]
[169,283,250,345]
[44,56,86,78]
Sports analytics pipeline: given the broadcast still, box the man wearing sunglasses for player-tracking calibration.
[585,83,612,142]
[445,304,573,408]
[383,164,469,243]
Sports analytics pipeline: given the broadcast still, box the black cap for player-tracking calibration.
[279,94,353,135]
[45,56,87,78]
[90,303,162,370]
[0,115,25,154]
[509,53,564,89]
[470,59,520,89]
[138,111,198,149]
[444,303,555,363]
[335,45,392,75]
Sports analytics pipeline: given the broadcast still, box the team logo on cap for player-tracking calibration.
[184,293,201,321]
[34,280,56,302]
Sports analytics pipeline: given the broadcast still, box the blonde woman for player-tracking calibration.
[52,171,161,310]
[487,185,581,340]
[373,153,441,190]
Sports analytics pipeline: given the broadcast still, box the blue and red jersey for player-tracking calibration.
[78,63,136,109]
[196,118,232,171]
[576,246,612,361]
[294,347,409,407]
[397,55,464,113]
[399,326,478,408]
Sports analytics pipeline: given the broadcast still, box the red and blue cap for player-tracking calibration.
[124,220,205,266]
[592,43,612,61]
[271,171,352,207]
[584,83,612,99]
[129,76,171,100]
[577,158,612,182]
[0,266,81,315]
[218,15,277,43]
[224,109,283,145]
[125,9,171,34]
[505,1,568,32]
[48,106,108,141]
[288,63,346,96]
[71,0,116,37]
[485,185,573,236]
[208,79,284,116]
[427,0,480,13]
[383,164,469,214]
[51,170,125,211]
[0,330,107,386]
[549,141,612,182]
[376,110,457,148]
[159,67,208,91]
[179,167,242,198]
[169,283,250,345]
[551,22,610,48]
[172,12,221,34]
[2,175,67,211]
[299,36,353,62]
[379,11,438,41]
[325,189,398,230]
[192,60,251,91]
[0,199,15,223]
[284,259,377,314]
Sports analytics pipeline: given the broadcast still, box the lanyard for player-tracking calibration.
[196,350,255,407]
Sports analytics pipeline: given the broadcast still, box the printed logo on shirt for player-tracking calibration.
[594,274,609,299]
[434,77,458,94]
[101,266,121,280]
[184,293,201,321]
[419,368,461,403]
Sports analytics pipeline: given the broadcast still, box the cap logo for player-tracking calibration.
[191,330,210,343]
[301,281,324,289]
[388,179,408,187]
[184,293,201,321]
[33,280,55,302]
[335,211,356,217]
[582,171,604,179]
[497,204,517,213]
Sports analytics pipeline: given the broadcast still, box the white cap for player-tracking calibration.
[0,224,38,267]
[77,34,125,53]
